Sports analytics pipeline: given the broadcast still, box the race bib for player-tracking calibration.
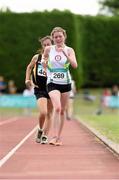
[37,64,46,77]
[51,71,67,83]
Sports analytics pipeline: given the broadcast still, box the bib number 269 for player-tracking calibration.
[53,73,65,79]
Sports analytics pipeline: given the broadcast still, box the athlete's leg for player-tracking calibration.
[37,97,47,130]
[66,98,73,120]
[58,92,70,138]
[43,99,53,135]
[48,90,61,138]
[35,97,48,143]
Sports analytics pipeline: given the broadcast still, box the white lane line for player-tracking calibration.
[0,117,18,126]
[0,125,38,167]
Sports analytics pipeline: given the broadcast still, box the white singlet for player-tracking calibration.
[47,45,71,85]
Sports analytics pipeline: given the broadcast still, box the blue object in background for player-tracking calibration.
[0,95,36,108]
[108,96,119,108]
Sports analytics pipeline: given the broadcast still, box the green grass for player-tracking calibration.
[0,90,119,144]
[74,92,119,144]
[0,107,37,117]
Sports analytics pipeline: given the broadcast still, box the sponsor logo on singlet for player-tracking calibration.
[55,55,61,61]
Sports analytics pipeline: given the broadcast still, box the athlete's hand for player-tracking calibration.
[41,59,48,68]
[57,47,69,58]
[25,80,32,88]
[56,47,64,52]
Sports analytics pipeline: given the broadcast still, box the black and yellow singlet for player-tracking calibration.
[32,54,47,91]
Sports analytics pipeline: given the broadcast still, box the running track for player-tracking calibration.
[0,116,119,179]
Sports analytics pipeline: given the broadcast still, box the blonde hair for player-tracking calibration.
[51,27,67,39]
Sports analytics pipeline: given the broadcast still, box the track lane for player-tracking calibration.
[0,116,37,159]
[0,119,119,179]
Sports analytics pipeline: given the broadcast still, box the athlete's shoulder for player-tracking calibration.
[32,54,39,59]
[31,54,40,62]
[65,45,74,53]
[65,45,73,50]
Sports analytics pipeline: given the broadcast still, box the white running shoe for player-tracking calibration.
[35,129,43,143]
[40,135,48,144]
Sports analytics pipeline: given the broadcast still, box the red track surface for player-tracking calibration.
[0,116,119,179]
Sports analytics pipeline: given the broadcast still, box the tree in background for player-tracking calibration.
[0,7,12,13]
[99,0,119,15]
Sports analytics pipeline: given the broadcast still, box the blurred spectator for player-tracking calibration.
[111,85,119,96]
[96,88,110,115]
[23,85,34,115]
[0,76,7,95]
[83,89,96,102]
[8,80,17,94]
[102,88,111,107]
[109,85,119,109]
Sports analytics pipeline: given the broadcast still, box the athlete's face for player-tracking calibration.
[42,39,52,49]
[52,31,65,46]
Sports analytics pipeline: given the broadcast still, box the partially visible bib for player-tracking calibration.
[37,64,46,77]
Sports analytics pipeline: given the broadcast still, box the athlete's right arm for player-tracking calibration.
[25,54,38,87]
[41,46,51,68]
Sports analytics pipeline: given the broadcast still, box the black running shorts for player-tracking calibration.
[34,87,50,100]
[47,83,71,94]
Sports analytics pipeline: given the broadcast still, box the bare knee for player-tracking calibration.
[54,106,61,113]
[61,109,65,115]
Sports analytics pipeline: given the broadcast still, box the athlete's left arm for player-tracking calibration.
[63,48,78,68]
